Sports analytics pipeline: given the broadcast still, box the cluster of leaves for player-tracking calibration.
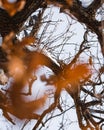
[0,0,91,124]
[0,32,92,126]
[0,0,104,130]
[1,32,51,123]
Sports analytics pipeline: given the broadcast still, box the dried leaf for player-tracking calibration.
[1,0,26,16]
[7,80,47,119]
[20,36,35,46]
[8,56,25,80]
[66,0,73,6]
[1,33,53,120]
[26,52,51,72]
[24,94,47,112]
[64,63,91,84]
[55,63,91,91]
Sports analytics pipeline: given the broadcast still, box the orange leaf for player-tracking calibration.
[56,63,91,90]
[64,64,91,84]
[8,56,25,80]
[1,0,26,16]
[20,36,35,46]
[66,0,73,6]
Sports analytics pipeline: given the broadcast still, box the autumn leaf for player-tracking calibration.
[25,52,52,72]
[2,32,14,52]
[54,63,91,92]
[7,79,47,119]
[7,56,26,80]
[64,63,91,84]
[66,0,73,6]
[19,36,35,46]
[1,0,26,16]
[24,94,47,112]
[2,33,49,120]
